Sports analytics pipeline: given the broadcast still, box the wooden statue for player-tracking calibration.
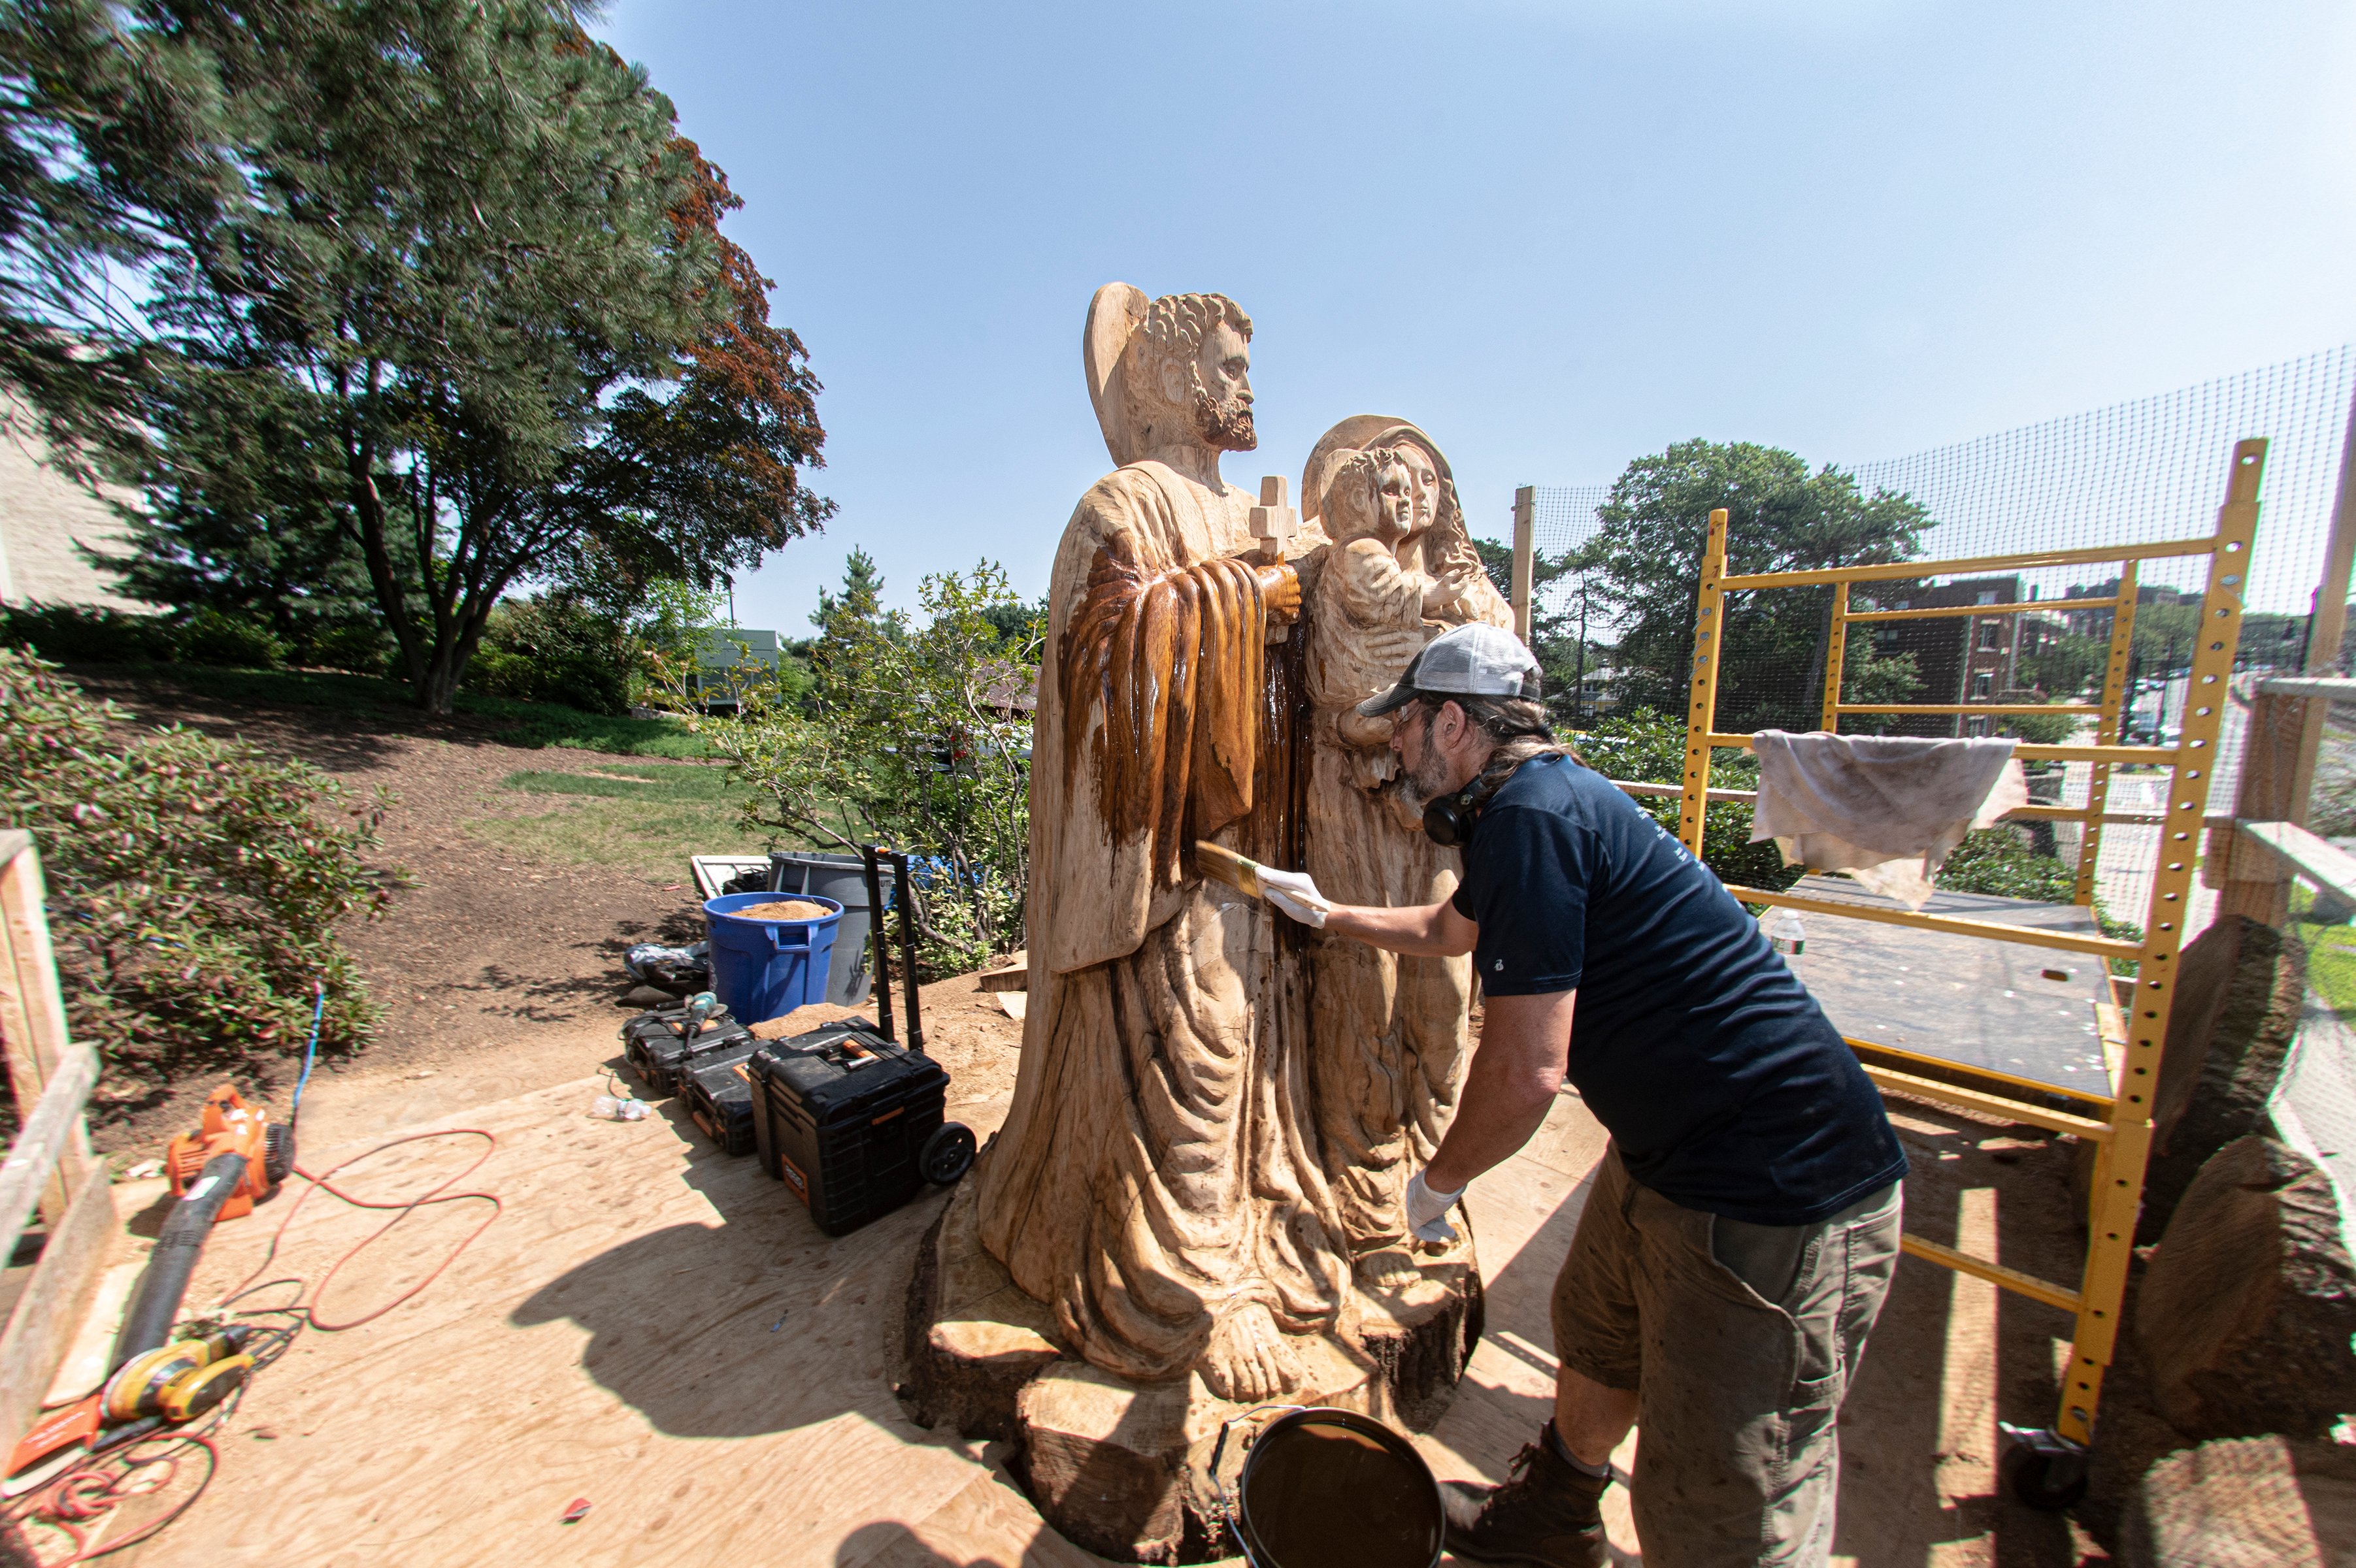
[903,292,1483,1564]
[974,285,1337,1403]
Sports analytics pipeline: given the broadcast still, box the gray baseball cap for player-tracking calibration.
[1356,623,1542,718]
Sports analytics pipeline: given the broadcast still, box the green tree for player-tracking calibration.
[101,363,385,661]
[0,0,222,467]
[2130,596,2203,678]
[633,578,729,668]
[1470,534,1605,725]
[814,546,888,631]
[980,593,1050,647]
[1589,440,1931,730]
[659,560,1038,975]
[18,1,831,711]
[2017,632,2108,702]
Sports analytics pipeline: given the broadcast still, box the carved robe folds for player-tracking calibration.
[975,461,1346,1384]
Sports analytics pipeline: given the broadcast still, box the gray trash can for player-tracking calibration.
[769,851,874,1006]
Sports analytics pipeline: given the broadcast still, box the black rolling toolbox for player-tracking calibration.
[745,1019,893,1179]
[680,1039,763,1154]
[620,1001,749,1096]
[743,845,976,1233]
[750,1027,969,1235]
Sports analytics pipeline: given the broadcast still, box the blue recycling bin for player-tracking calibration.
[703,892,843,1025]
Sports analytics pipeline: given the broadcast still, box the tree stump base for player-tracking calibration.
[897,1179,1483,1564]
[2121,1435,2356,1566]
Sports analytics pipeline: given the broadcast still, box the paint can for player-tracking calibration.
[1214,1405,1445,1568]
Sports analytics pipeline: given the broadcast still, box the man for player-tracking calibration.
[976,287,1338,1405]
[1259,623,1908,1568]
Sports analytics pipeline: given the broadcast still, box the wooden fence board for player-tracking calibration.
[0,1045,97,1273]
[0,1164,116,1456]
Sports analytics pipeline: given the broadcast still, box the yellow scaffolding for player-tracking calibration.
[1674,438,2268,1471]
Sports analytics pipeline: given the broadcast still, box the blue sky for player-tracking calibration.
[593,0,2356,634]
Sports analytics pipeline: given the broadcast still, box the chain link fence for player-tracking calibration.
[1523,345,2356,933]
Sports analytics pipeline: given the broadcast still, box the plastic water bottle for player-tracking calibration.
[1767,909,1806,959]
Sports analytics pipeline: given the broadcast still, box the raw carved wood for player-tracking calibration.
[910,289,1490,1562]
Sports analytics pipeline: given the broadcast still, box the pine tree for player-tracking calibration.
[815,548,888,631]
[99,363,384,660]
[0,0,224,468]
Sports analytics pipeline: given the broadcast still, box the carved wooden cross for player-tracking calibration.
[1249,476,1296,562]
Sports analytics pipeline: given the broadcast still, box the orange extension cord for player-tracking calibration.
[3,1128,501,1563]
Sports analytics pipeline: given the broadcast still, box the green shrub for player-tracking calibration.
[467,595,632,716]
[1,602,297,670]
[177,607,288,668]
[307,619,392,674]
[1573,710,1806,892]
[0,603,180,663]
[0,650,402,1110]
[1997,705,2085,745]
[1935,826,2078,902]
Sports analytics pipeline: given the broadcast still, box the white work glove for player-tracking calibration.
[1257,866,1331,929]
[1405,1168,1463,1245]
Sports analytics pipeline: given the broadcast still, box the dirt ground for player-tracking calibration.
[31,672,2201,1565]
[64,668,758,1156]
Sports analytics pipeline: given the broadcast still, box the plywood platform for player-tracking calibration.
[1782,874,2113,1091]
[78,1034,2097,1565]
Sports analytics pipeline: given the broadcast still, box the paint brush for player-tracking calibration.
[1192,841,1265,898]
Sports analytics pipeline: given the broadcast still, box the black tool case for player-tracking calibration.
[680,1041,763,1154]
[621,1005,748,1096]
[750,1026,955,1235]
[744,1018,895,1180]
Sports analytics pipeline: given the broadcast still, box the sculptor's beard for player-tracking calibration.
[1193,384,1257,452]
[1395,740,1457,814]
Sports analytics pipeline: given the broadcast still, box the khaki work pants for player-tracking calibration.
[1552,1147,1902,1567]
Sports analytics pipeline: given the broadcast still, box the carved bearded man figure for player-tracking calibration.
[974,286,1347,1402]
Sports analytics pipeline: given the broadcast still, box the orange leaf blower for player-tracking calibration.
[108,1086,294,1373]
[163,1085,290,1220]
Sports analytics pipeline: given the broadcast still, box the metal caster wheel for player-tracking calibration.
[921,1122,976,1185]
[2000,1422,2089,1511]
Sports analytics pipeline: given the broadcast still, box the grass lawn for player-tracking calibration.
[161,665,710,758]
[2290,881,2356,1019]
[2304,923,2356,1017]
[467,761,776,882]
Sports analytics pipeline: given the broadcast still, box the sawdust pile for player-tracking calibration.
[725,898,832,922]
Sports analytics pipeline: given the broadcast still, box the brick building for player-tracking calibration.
[1865,575,2066,737]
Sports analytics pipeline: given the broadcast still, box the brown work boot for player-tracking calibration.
[1442,1422,1611,1568]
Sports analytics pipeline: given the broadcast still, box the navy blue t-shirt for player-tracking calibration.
[1451,754,1906,1225]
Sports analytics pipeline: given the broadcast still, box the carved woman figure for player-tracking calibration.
[1297,417,1513,1278]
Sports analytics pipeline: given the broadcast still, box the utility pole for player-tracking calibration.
[1511,487,1536,645]
[1574,578,1590,725]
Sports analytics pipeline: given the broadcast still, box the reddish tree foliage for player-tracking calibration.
[597,138,832,564]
